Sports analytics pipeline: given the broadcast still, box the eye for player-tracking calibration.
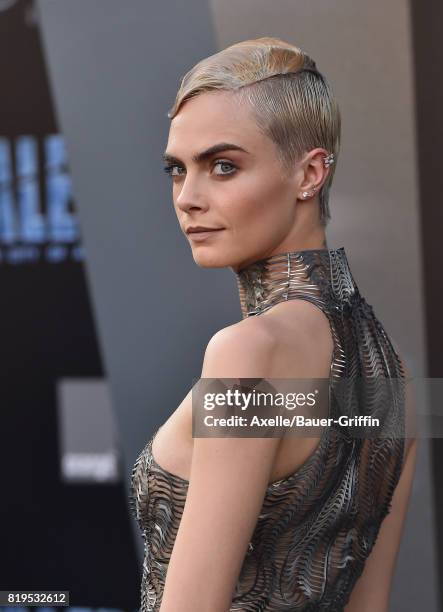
[163,163,185,177]
[162,159,238,178]
[213,160,237,176]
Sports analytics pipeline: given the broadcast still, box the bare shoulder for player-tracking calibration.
[202,299,333,380]
[202,316,278,379]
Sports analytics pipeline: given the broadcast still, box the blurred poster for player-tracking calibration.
[0,1,139,608]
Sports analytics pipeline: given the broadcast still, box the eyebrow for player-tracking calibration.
[162,142,250,165]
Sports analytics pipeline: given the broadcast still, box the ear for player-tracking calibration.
[297,148,331,200]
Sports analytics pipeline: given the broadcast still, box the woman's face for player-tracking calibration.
[164,90,310,272]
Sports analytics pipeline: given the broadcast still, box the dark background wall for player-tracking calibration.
[410,0,443,608]
[0,1,139,608]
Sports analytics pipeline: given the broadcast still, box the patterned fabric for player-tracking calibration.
[129,247,405,611]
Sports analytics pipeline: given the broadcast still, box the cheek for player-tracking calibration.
[223,172,293,231]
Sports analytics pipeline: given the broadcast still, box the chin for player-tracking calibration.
[191,247,234,269]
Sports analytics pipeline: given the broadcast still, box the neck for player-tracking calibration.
[234,246,356,319]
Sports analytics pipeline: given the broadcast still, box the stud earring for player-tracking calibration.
[301,186,317,199]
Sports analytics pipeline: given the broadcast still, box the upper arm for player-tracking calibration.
[159,324,281,612]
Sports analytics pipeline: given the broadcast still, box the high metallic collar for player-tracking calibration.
[234,247,357,319]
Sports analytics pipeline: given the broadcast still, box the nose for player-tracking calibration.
[175,173,209,214]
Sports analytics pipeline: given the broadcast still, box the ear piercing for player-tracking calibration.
[301,152,334,199]
[323,152,334,167]
[302,186,317,199]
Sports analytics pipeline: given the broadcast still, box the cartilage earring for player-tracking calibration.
[323,153,334,167]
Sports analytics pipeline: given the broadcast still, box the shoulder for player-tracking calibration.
[202,299,332,379]
[201,316,278,378]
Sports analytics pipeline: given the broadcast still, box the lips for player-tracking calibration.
[186,227,223,234]
[187,228,225,242]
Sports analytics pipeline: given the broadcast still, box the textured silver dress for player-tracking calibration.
[129,247,406,611]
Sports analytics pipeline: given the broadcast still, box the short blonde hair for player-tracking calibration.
[167,37,341,226]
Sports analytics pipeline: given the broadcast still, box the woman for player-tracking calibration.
[130,37,417,611]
